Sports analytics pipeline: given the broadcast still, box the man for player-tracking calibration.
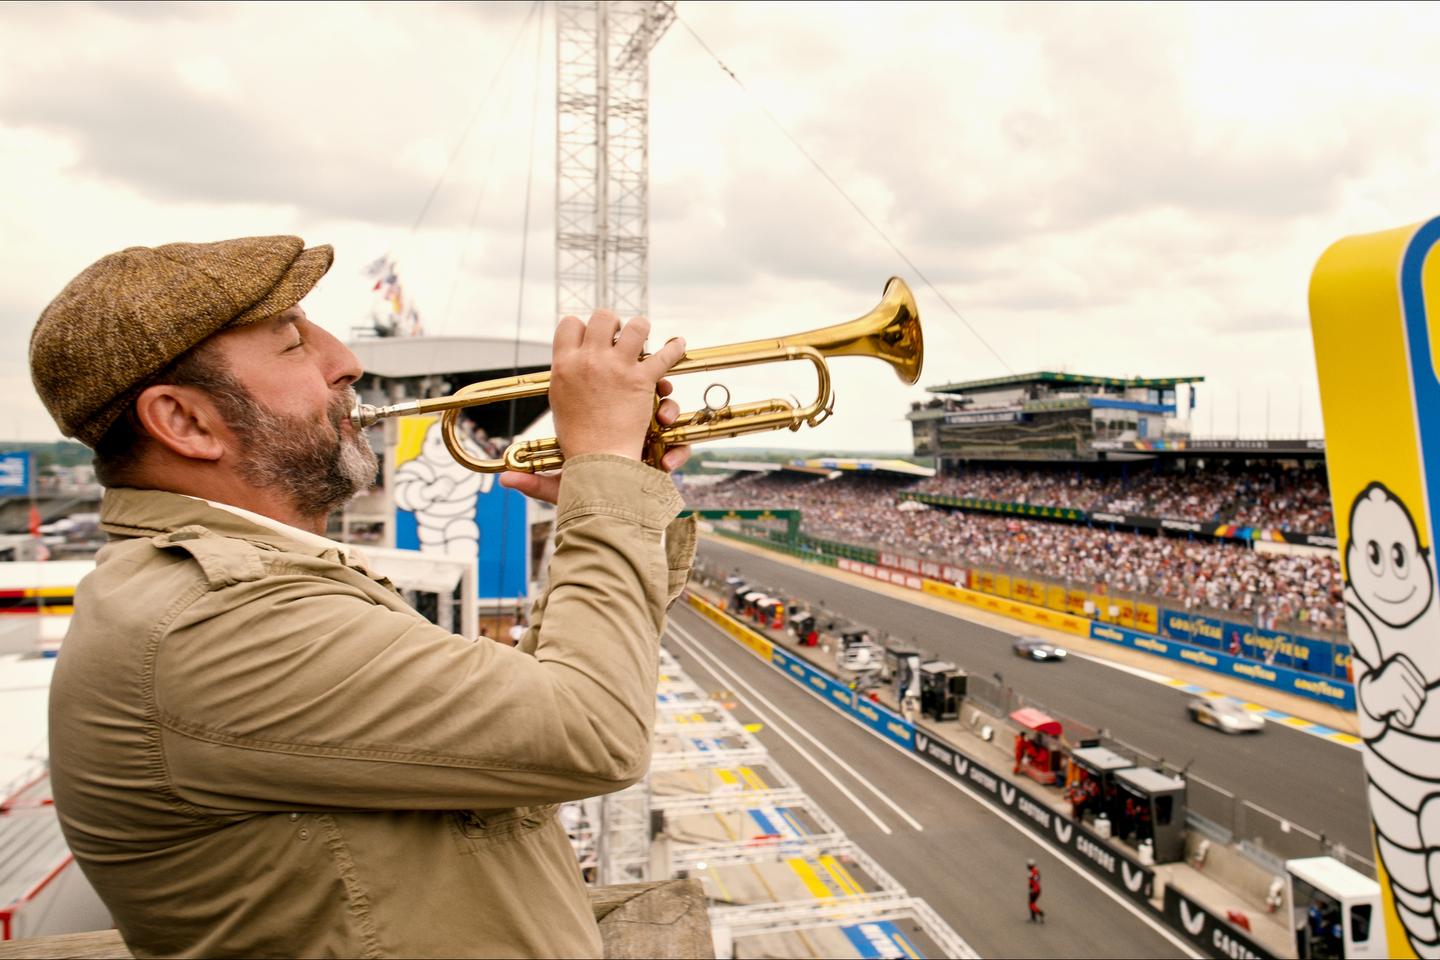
[31,236,696,958]
[1026,859,1045,924]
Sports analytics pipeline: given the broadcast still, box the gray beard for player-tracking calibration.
[228,387,378,522]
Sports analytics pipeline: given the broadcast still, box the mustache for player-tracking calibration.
[329,388,358,429]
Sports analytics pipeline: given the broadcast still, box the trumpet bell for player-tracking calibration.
[799,275,922,386]
[682,276,922,386]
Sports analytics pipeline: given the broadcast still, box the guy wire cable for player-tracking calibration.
[674,11,1014,375]
[496,0,547,609]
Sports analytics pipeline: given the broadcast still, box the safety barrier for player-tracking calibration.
[708,527,1355,711]
[1089,623,1355,712]
[690,593,911,749]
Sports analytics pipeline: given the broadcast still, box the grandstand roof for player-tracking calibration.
[791,457,935,478]
[348,335,550,378]
[926,371,1205,395]
[699,458,934,478]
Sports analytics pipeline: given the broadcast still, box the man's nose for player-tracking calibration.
[316,324,363,387]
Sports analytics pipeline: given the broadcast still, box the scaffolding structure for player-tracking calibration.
[555,0,676,322]
[553,1,675,880]
[638,647,977,958]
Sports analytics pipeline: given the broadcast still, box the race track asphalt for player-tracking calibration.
[699,538,1371,859]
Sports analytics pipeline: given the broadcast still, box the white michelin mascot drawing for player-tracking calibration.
[392,420,492,559]
[1345,481,1440,957]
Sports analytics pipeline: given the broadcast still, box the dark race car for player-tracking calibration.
[1012,636,1068,662]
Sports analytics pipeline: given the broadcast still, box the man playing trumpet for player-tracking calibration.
[31,235,696,958]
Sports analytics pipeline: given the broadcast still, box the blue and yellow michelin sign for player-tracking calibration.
[1311,217,1440,959]
[391,415,529,600]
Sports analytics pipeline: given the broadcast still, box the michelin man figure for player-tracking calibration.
[392,420,492,560]
[1345,482,1440,956]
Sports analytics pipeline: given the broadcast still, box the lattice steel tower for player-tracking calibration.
[555,0,674,886]
[555,0,675,322]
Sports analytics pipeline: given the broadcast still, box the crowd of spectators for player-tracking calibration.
[910,464,1334,534]
[683,469,1344,634]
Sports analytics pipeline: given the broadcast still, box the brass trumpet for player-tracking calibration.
[349,277,922,473]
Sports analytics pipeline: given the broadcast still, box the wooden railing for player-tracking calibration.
[0,878,713,960]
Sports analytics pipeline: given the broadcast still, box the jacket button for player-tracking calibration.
[288,813,301,822]
[298,829,310,841]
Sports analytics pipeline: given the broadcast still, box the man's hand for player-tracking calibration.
[499,312,689,504]
[551,311,686,460]
[1361,654,1427,727]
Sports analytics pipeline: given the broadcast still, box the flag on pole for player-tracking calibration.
[363,253,424,338]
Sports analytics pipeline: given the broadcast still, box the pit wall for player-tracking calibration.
[711,528,1356,712]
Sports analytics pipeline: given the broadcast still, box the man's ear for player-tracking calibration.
[133,384,227,462]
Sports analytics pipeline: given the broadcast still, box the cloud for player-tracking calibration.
[2,1,1439,450]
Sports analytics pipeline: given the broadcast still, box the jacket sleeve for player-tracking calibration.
[153,455,684,813]
[517,511,697,655]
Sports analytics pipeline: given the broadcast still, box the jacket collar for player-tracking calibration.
[100,487,350,562]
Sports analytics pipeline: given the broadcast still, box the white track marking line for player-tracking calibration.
[1067,650,1176,683]
[671,618,926,832]
[674,609,1204,959]
[666,625,894,836]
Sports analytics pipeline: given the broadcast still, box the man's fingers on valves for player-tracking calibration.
[584,310,623,351]
[657,397,681,427]
[612,315,650,357]
[641,336,687,378]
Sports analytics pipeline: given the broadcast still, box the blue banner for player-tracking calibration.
[1159,608,1193,641]
[393,418,529,600]
[0,452,32,497]
[770,648,913,748]
[849,689,914,749]
[1090,622,1355,711]
[1159,608,1227,649]
[1333,644,1352,680]
[1221,624,1336,676]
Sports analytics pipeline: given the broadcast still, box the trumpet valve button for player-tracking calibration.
[702,383,731,413]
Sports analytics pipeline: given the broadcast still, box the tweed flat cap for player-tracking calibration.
[30,236,333,446]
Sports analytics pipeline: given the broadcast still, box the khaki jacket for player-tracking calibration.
[48,455,696,959]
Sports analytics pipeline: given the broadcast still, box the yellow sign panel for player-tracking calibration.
[919,578,1090,637]
[1089,593,1112,623]
[1310,217,1440,959]
[687,594,774,663]
[1046,584,1069,613]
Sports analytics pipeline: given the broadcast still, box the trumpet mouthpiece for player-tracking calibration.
[349,398,424,429]
[350,404,381,429]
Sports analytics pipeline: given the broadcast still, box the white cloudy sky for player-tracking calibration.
[2,1,1437,452]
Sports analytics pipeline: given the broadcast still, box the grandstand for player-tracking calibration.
[685,372,1344,665]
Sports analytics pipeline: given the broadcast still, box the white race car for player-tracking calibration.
[1187,697,1265,734]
